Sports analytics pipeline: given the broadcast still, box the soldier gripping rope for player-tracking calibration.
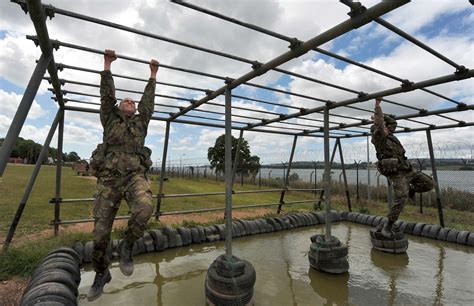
[87,49,159,301]
[371,97,434,239]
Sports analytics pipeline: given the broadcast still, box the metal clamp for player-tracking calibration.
[288,38,303,50]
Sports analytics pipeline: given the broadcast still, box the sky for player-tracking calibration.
[0,0,473,167]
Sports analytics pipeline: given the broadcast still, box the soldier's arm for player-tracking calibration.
[138,59,158,124]
[372,97,386,145]
[100,49,118,127]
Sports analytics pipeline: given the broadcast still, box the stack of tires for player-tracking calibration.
[370,222,408,254]
[205,254,256,306]
[20,247,81,306]
[308,234,349,274]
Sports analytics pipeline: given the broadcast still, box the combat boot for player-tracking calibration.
[87,269,111,301]
[381,219,394,239]
[119,240,135,276]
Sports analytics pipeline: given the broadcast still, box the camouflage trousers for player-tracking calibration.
[386,170,414,222]
[92,172,153,273]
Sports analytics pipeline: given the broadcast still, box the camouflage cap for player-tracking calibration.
[383,115,397,133]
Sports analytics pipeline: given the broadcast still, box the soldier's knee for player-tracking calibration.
[139,204,153,220]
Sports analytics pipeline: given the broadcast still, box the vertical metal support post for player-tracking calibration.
[231,130,244,186]
[426,130,445,227]
[155,121,171,219]
[337,139,352,212]
[277,135,298,214]
[3,110,62,249]
[0,53,52,178]
[367,135,371,202]
[224,87,233,257]
[53,109,64,236]
[324,106,332,240]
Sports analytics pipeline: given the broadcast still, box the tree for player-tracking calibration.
[66,151,81,162]
[207,134,261,175]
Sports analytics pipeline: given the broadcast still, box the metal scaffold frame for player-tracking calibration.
[1,0,472,248]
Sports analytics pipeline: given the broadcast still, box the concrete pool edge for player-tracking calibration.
[19,211,474,305]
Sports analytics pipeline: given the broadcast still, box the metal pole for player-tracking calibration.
[277,135,298,214]
[426,130,445,227]
[337,139,352,212]
[155,121,170,219]
[0,53,51,178]
[3,110,62,249]
[367,135,371,202]
[231,130,244,186]
[224,86,233,257]
[324,106,332,240]
[53,109,64,236]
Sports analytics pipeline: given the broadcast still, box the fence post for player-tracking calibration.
[278,135,298,214]
[53,109,64,236]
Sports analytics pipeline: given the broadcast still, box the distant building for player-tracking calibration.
[8,157,24,164]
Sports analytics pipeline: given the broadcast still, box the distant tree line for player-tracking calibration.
[0,137,81,164]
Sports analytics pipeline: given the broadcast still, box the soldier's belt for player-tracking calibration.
[107,144,147,155]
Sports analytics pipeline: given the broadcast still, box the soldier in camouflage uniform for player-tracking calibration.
[371,97,415,239]
[87,49,159,301]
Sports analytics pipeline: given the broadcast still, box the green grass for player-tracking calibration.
[0,163,473,281]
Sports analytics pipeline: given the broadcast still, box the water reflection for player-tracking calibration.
[78,223,474,305]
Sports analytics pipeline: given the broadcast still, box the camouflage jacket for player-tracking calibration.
[371,104,409,164]
[98,70,156,176]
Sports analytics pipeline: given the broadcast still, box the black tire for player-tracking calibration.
[371,216,383,226]
[436,227,450,241]
[331,211,341,222]
[143,232,155,252]
[265,218,277,231]
[162,226,178,248]
[289,214,301,227]
[206,261,256,296]
[403,222,416,235]
[301,213,311,226]
[21,282,76,306]
[398,221,408,233]
[205,280,254,306]
[426,225,441,240]
[305,213,317,225]
[420,225,432,238]
[456,230,470,245]
[255,219,267,233]
[177,227,192,245]
[340,211,349,220]
[232,222,243,237]
[412,223,426,236]
[466,233,474,247]
[272,217,286,230]
[71,242,84,265]
[149,229,168,251]
[191,227,202,243]
[365,215,375,226]
[40,253,77,266]
[197,226,207,242]
[245,220,257,235]
[381,238,408,250]
[32,261,80,285]
[175,234,183,247]
[26,270,78,297]
[204,226,217,238]
[47,247,81,264]
[347,212,356,222]
[309,243,348,259]
[231,222,240,237]
[370,228,405,241]
[314,212,326,224]
[235,220,249,236]
[83,241,93,263]
[356,214,365,224]
[134,237,147,254]
[22,294,76,306]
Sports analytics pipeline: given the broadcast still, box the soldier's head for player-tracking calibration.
[119,97,136,116]
[383,115,397,134]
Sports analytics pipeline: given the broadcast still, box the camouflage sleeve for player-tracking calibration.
[100,70,117,127]
[138,78,156,125]
[371,103,386,146]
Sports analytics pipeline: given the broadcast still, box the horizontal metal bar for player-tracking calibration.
[172,0,463,111]
[51,199,317,224]
[169,0,410,120]
[343,121,474,138]
[255,69,473,132]
[62,105,326,137]
[375,18,463,70]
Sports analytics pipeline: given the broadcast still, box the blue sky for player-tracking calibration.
[0,0,473,167]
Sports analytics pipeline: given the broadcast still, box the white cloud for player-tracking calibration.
[0,89,46,119]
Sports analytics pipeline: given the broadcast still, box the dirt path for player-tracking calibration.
[0,277,29,306]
